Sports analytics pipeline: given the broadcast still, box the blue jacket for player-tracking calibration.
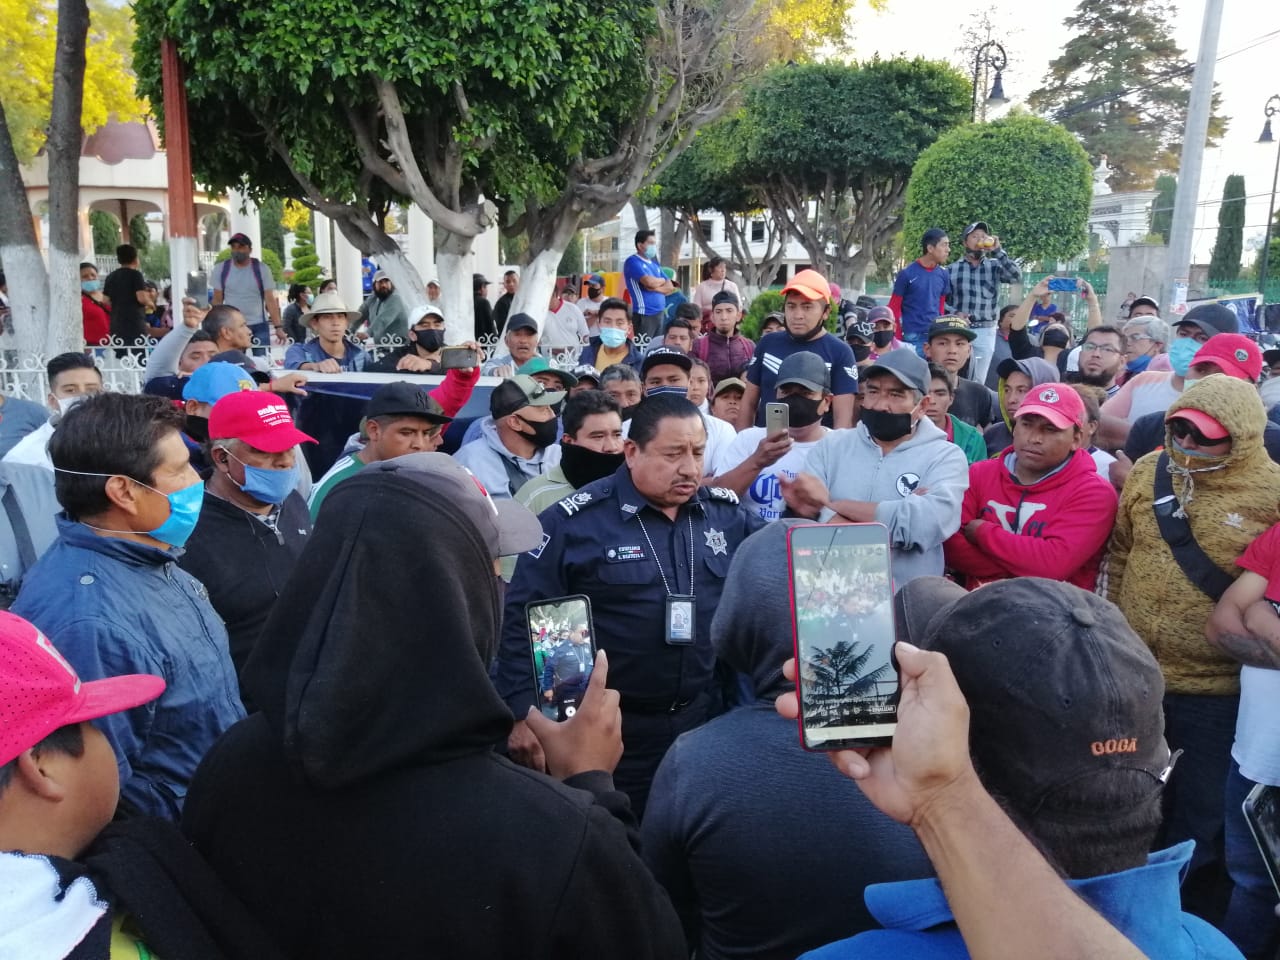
[800,841,1242,960]
[12,517,245,821]
[284,338,369,371]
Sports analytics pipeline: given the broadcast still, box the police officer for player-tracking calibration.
[496,394,765,816]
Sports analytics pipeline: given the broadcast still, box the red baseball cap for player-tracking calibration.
[209,391,316,453]
[1167,408,1230,441]
[0,611,165,766]
[1191,334,1262,382]
[1014,384,1086,430]
[781,269,833,302]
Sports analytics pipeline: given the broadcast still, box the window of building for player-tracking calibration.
[751,220,765,243]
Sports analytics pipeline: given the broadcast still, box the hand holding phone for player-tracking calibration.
[788,523,898,750]
[185,271,208,303]
[440,346,482,371]
[524,650,622,779]
[765,401,789,438]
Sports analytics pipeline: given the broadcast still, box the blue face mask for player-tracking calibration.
[53,468,204,549]
[599,327,627,348]
[145,480,205,548]
[645,385,689,399]
[81,279,101,294]
[1125,353,1152,375]
[645,244,659,260]
[227,452,296,505]
[1168,336,1201,377]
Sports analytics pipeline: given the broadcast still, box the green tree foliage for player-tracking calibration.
[741,290,784,340]
[128,214,150,254]
[89,210,117,254]
[139,243,169,283]
[1149,174,1176,244]
[1208,175,1245,283]
[1028,1,1226,191]
[903,114,1092,265]
[735,59,971,291]
[258,196,286,264]
[290,222,323,288]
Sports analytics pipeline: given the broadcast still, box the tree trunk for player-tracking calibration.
[659,207,680,267]
[0,101,49,355]
[630,198,651,234]
[435,229,479,344]
[46,0,91,356]
[509,206,581,335]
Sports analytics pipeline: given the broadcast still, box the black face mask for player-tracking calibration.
[860,406,915,442]
[414,329,445,352]
[516,415,559,449]
[850,343,872,362]
[587,286,601,298]
[185,414,209,444]
[872,330,894,349]
[782,393,825,428]
[559,442,626,488]
[620,403,640,422]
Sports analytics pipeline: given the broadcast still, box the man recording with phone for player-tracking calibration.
[780,349,968,585]
[368,303,481,416]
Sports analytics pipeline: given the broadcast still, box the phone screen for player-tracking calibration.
[1046,277,1077,293]
[186,271,208,302]
[527,596,596,721]
[788,523,897,749]
[1245,784,1280,897]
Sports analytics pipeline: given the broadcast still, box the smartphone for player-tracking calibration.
[439,346,482,370]
[185,271,208,302]
[527,595,596,721]
[787,523,898,750]
[765,401,789,438]
[1047,277,1077,293]
[1245,783,1280,897]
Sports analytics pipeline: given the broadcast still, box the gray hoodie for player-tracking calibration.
[452,415,561,499]
[803,417,969,585]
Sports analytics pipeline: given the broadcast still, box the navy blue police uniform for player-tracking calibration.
[496,464,765,816]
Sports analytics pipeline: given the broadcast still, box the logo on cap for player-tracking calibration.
[1235,348,1248,362]
[1038,388,1059,403]
[36,630,80,692]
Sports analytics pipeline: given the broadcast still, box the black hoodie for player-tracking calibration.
[182,471,685,959]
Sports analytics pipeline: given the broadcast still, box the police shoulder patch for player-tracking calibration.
[706,486,740,505]
[558,490,595,516]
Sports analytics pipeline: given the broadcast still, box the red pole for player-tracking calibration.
[160,38,197,283]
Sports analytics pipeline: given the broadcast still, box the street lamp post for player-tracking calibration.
[971,41,1009,123]
[1258,94,1280,328]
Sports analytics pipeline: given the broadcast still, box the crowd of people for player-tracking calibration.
[0,221,1277,960]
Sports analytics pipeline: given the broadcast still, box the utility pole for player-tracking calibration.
[1165,0,1225,316]
[161,38,198,296]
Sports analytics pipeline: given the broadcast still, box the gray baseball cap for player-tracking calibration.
[861,348,930,395]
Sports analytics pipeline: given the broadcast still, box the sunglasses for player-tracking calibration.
[1169,419,1229,446]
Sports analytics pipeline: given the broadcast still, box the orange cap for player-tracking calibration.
[1167,408,1229,440]
[780,269,832,302]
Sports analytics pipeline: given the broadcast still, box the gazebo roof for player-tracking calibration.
[81,119,160,165]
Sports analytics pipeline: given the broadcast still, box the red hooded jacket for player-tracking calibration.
[944,446,1118,590]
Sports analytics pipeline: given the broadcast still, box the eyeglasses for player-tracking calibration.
[1126,333,1154,342]
[1080,343,1122,355]
[1169,419,1230,446]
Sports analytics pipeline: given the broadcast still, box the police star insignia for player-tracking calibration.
[704,528,729,556]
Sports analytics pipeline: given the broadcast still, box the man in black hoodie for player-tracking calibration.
[182,453,686,959]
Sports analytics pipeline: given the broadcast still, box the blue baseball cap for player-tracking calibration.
[182,361,257,404]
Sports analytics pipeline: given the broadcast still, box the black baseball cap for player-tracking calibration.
[711,290,740,309]
[895,577,1173,824]
[505,313,539,334]
[775,351,830,393]
[641,347,694,378]
[228,232,252,247]
[927,316,977,342]
[962,221,990,239]
[365,381,452,424]
[1174,302,1239,339]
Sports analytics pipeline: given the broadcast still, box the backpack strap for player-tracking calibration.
[1151,453,1236,601]
[220,258,267,321]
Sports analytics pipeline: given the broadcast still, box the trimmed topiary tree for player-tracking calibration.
[290,222,323,288]
[903,114,1092,266]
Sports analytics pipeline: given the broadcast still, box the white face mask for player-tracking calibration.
[51,394,89,420]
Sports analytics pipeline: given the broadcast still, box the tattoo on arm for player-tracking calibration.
[1214,632,1280,669]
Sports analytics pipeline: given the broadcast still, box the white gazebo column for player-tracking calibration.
[333,225,363,309]
[226,186,262,251]
[78,207,94,258]
[407,204,435,293]
[313,211,333,280]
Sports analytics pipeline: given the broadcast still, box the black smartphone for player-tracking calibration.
[787,523,897,750]
[185,270,208,302]
[439,346,482,370]
[526,595,596,721]
[1245,783,1280,897]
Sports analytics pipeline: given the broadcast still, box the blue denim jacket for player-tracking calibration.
[12,517,245,821]
[801,841,1242,960]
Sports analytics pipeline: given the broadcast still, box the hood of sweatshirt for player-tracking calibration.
[239,470,513,790]
[1162,373,1271,508]
[711,519,813,700]
[998,357,1060,430]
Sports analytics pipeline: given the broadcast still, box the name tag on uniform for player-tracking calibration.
[666,596,695,646]
[605,545,647,562]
